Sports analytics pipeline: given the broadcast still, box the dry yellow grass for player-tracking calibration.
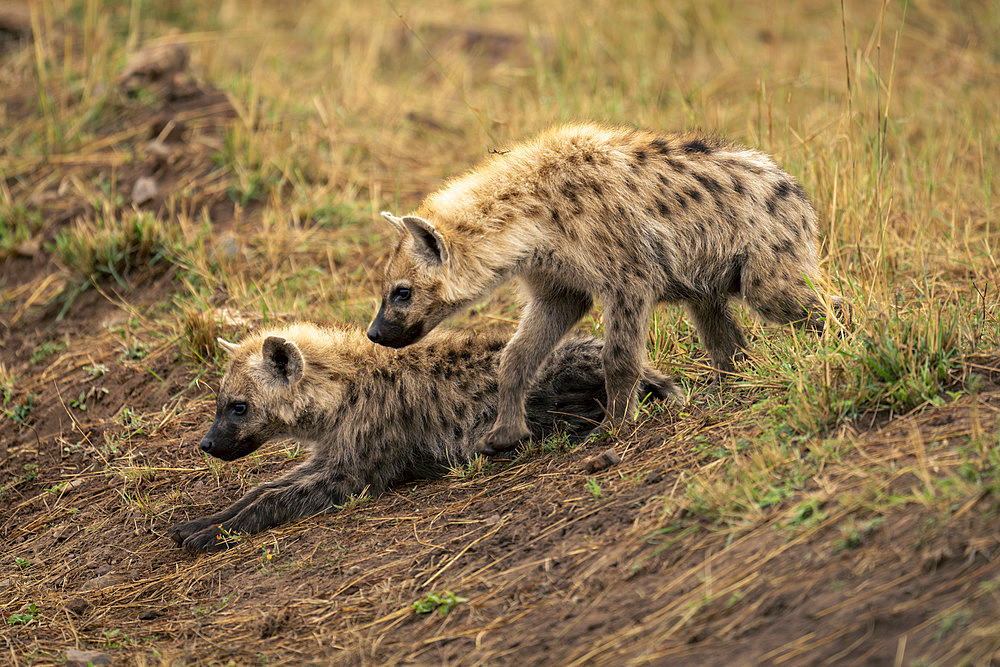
[1,0,999,663]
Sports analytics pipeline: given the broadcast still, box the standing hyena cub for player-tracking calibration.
[368,123,847,454]
[168,322,674,553]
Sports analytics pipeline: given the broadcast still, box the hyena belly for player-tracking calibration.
[167,326,669,553]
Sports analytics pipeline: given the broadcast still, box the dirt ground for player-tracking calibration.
[3,3,1000,665]
[4,253,1000,665]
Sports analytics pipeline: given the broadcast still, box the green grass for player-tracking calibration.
[412,590,467,616]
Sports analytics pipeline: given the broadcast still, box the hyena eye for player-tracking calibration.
[231,402,247,416]
[391,286,412,303]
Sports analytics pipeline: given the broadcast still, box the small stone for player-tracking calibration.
[14,238,40,258]
[921,546,953,571]
[65,649,111,666]
[213,234,239,261]
[66,598,90,615]
[644,470,665,485]
[81,573,116,591]
[53,524,75,542]
[131,176,158,206]
[26,189,57,207]
[63,478,87,493]
[583,448,621,473]
[145,139,170,159]
[484,513,501,526]
[210,286,229,305]
[118,42,189,92]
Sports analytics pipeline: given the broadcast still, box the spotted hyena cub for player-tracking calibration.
[168,322,674,553]
[368,123,847,453]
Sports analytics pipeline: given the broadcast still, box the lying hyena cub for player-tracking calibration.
[168,322,675,553]
[369,123,847,454]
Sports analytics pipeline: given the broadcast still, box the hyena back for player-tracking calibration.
[168,322,675,553]
[368,123,846,453]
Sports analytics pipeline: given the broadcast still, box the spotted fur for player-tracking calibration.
[167,322,677,553]
[369,123,847,453]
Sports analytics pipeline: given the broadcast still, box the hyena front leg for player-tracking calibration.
[167,470,299,546]
[167,457,326,546]
[478,281,592,455]
[600,294,655,429]
[685,297,747,377]
[178,465,354,554]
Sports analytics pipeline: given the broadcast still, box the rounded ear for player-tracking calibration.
[261,336,305,385]
[217,338,240,354]
[380,211,406,234]
[402,215,449,265]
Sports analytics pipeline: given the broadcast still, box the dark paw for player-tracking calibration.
[168,518,214,547]
[476,423,531,456]
[181,524,243,554]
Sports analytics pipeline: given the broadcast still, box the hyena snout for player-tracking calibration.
[367,302,425,348]
[197,419,254,461]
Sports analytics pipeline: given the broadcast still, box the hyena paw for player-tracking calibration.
[167,518,215,547]
[476,423,531,456]
[182,525,242,554]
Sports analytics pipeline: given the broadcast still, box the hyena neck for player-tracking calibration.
[281,393,347,444]
[442,224,547,303]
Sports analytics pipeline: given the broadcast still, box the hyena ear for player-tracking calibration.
[402,215,449,266]
[216,338,240,354]
[261,336,305,385]
[380,211,406,234]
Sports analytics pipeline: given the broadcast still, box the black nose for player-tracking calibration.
[200,438,214,453]
[367,327,382,344]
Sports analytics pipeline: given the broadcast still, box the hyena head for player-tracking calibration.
[368,211,458,348]
[199,335,306,461]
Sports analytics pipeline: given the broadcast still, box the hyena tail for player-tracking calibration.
[741,256,852,334]
[638,366,684,405]
[524,336,606,437]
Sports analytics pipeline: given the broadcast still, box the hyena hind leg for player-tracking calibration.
[685,297,747,376]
